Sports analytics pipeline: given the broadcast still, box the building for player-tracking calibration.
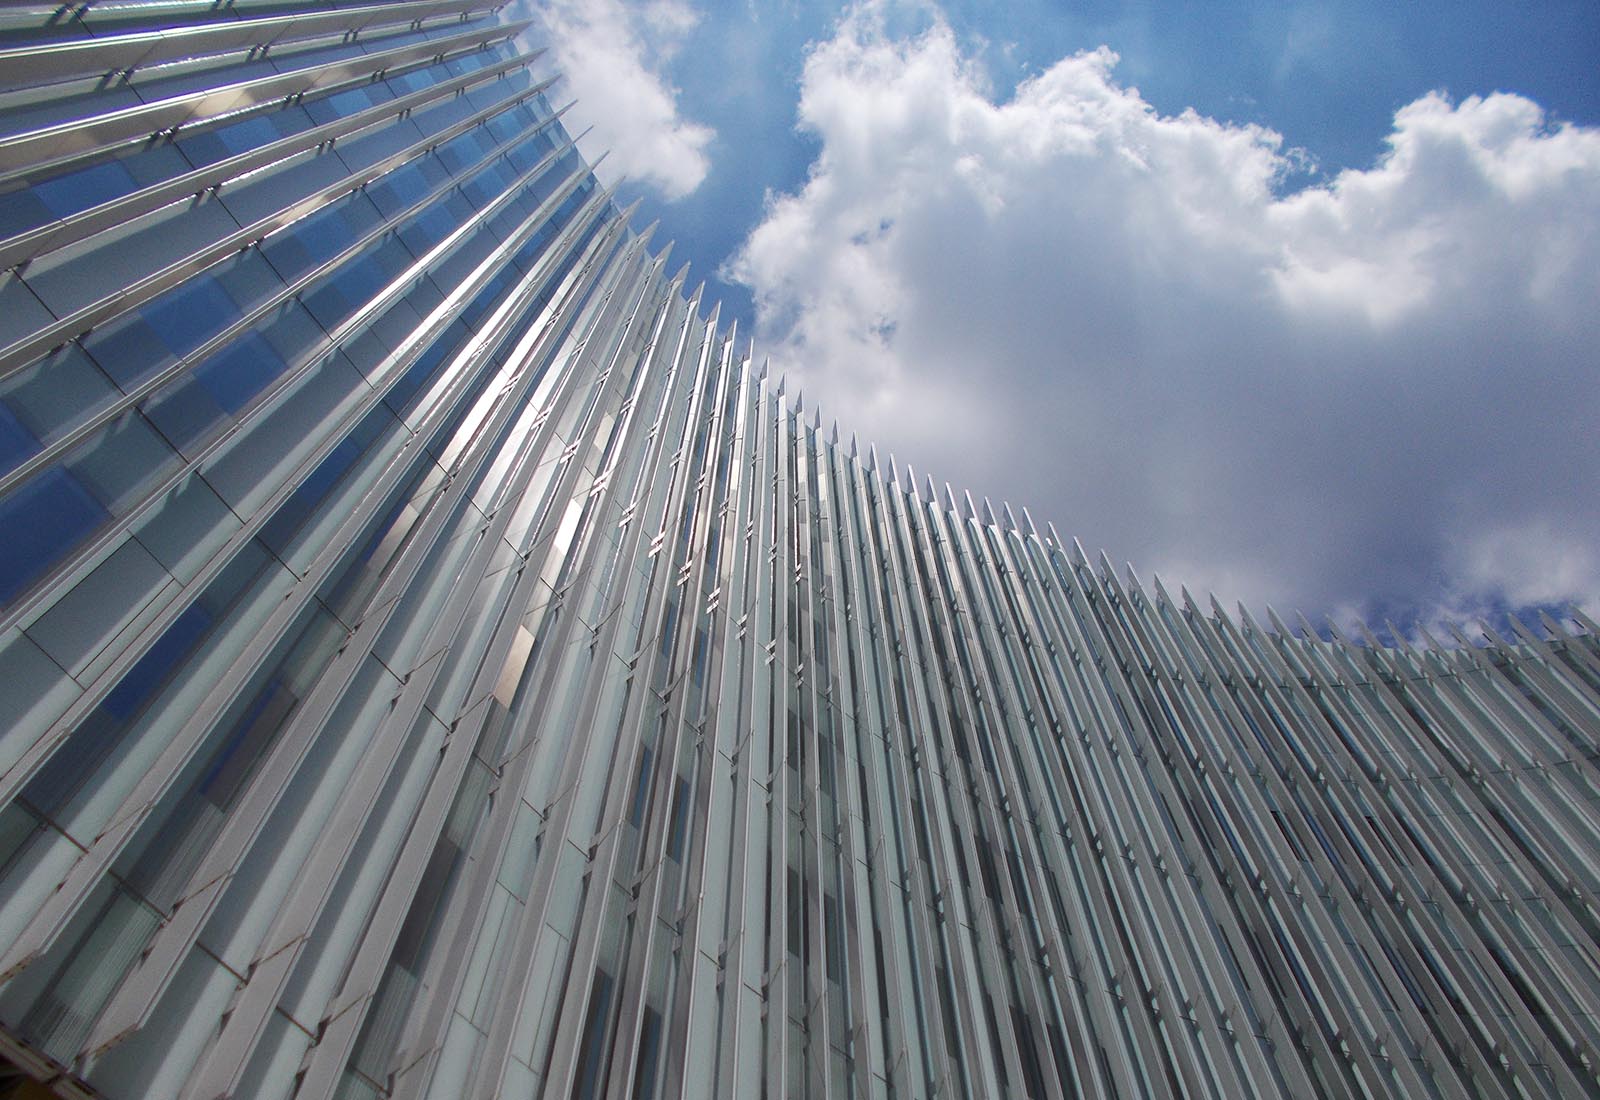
[1,2,1599,1097]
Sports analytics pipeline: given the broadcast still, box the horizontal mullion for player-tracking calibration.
[0,0,493,87]
[0,49,551,381]
[0,18,525,187]
[0,45,547,272]
[0,94,571,503]
[0,152,596,642]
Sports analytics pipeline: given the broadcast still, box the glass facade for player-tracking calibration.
[2,4,1600,1098]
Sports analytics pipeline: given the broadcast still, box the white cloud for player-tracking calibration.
[728,2,1600,621]
[527,0,714,199]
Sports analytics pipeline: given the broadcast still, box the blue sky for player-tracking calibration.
[522,0,1600,629]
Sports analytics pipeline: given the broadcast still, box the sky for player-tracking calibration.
[515,0,1600,632]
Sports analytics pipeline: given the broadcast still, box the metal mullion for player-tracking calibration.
[786,409,835,1100]
[0,0,493,86]
[1203,601,1529,1093]
[583,306,731,1100]
[1,144,595,662]
[1139,582,1497,1096]
[511,285,714,1100]
[832,446,923,1100]
[656,338,761,1100]
[864,463,972,1100]
[453,280,707,1100]
[1345,623,1600,946]
[1105,574,1442,1097]
[901,493,1050,1099]
[960,514,1158,1100]
[0,171,610,822]
[764,390,798,1096]
[0,191,628,1011]
[1083,568,1399,1099]
[0,99,575,507]
[0,50,557,381]
[825,441,915,1093]
[811,437,878,1100]
[713,365,781,1097]
[383,253,674,1100]
[644,330,749,1082]
[294,243,662,1100]
[1274,616,1600,1090]
[0,18,526,185]
[850,453,964,1097]
[952,513,1166,1100]
[1043,546,1232,1098]
[1297,615,1600,968]
[1029,538,1277,1098]
[287,227,652,1100]
[967,526,1140,1100]
[1500,617,1600,757]
[884,479,998,1096]
[0,42,548,272]
[1444,624,1600,878]
[1154,590,1444,1094]
[1232,609,1600,1089]
[605,329,742,1100]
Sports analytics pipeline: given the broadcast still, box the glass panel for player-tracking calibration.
[0,465,108,606]
[0,345,120,465]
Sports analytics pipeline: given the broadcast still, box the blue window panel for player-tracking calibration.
[255,300,326,371]
[365,162,435,218]
[505,132,557,176]
[120,144,191,189]
[334,116,422,175]
[482,109,526,147]
[460,164,508,210]
[213,248,287,316]
[98,597,216,725]
[260,200,362,282]
[138,57,277,102]
[0,271,57,353]
[81,314,179,393]
[219,145,351,229]
[257,226,317,286]
[68,410,182,514]
[385,68,436,96]
[194,331,283,413]
[434,130,486,177]
[0,403,39,475]
[142,375,231,455]
[429,227,497,292]
[331,258,389,315]
[141,276,242,361]
[410,95,474,138]
[213,115,280,158]
[0,184,53,238]
[465,78,522,118]
[300,280,358,335]
[31,159,138,219]
[0,344,121,455]
[267,208,335,282]
[263,106,318,144]
[258,404,391,557]
[178,107,313,169]
[0,466,109,606]
[458,268,512,332]
[383,321,469,418]
[304,83,394,127]
[398,199,465,258]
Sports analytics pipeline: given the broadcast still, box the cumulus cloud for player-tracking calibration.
[527,0,714,199]
[727,2,1600,622]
